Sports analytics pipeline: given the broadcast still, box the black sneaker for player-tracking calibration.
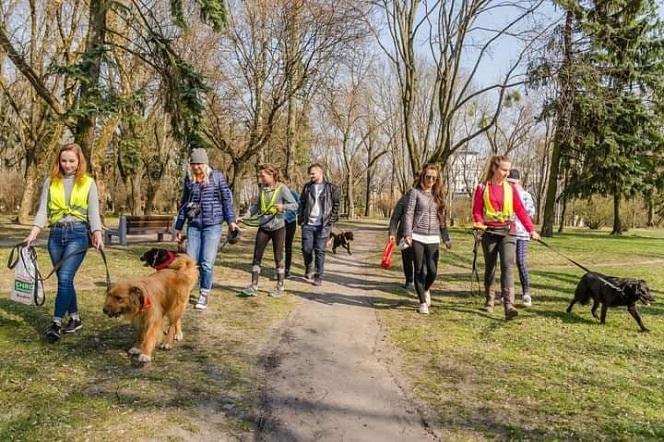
[313,277,322,287]
[46,322,62,343]
[62,318,82,334]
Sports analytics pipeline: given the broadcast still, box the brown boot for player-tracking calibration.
[503,287,518,320]
[483,286,495,312]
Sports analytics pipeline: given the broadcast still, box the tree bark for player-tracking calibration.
[611,189,623,235]
[542,10,573,237]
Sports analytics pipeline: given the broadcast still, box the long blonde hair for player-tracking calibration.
[50,143,88,185]
[482,155,510,183]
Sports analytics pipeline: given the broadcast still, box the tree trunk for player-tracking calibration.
[364,166,372,217]
[346,170,354,219]
[541,10,573,238]
[611,190,622,235]
[646,194,655,227]
[74,0,109,163]
[17,160,39,225]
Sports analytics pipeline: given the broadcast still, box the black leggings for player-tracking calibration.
[412,241,439,304]
[284,221,297,273]
[252,227,286,271]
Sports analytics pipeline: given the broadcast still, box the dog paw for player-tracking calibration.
[128,346,141,355]
[159,342,173,350]
[175,331,184,341]
[137,354,152,363]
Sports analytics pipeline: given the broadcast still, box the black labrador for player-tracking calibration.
[328,231,354,255]
[566,272,654,332]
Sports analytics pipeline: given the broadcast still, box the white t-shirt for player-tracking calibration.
[307,183,325,226]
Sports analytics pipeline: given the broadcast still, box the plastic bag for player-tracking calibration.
[9,246,45,306]
[380,239,396,269]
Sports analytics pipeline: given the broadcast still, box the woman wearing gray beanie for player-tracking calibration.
[174,148,239,309]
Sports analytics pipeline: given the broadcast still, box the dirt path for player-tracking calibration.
[256,224,436,441]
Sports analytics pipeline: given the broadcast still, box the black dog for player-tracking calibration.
[328,231,354,255]
[566,272,654,332]
[140,248,181,270]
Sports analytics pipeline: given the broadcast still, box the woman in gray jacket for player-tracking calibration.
[403,164,452,314]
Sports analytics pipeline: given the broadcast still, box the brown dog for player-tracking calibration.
[103,255,198,363]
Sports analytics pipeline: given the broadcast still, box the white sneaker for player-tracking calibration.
[417,303,430,314]
[522,294,532,307]
[194,293,209,310]
[424,290,431,307]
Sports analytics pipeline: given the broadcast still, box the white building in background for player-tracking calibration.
[449,149,483,198]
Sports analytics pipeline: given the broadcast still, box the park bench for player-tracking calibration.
[105,215,176,245]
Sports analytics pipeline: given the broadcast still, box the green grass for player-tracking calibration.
[375,225,664,440]
[0,216,295,440]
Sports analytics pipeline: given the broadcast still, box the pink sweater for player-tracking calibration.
[472,183,535,233]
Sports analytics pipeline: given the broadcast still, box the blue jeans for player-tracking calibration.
[301,224,330,278]
[47,223,89,319]
[186,224,222,290]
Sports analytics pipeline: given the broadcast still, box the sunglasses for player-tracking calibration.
[424,175,437,180]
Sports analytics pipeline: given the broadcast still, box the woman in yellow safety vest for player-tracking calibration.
[239,164,298,298]
[471,155,539,320]
[24,143,104,342]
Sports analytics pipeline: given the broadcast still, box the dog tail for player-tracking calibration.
[168,254,197,272]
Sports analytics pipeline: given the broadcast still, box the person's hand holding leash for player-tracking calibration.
[405,236,412,246]
[530,230,540,241]
[472,222,487,231]
[24,226,41,246]
[229,222,239,232]
[444,240,452,250]
[388,235,396,242]
[175,230,183,242]
[274,203,284,213]
[91,230,104,250]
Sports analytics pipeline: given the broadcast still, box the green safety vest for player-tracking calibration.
[260,185,282,215]
[482,181,513,223]
[48,175,93,224]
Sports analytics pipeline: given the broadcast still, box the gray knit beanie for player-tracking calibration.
[190,148,209,165]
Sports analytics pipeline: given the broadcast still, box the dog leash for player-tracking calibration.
[469,228,483,297]
[239,211,276,228]
[535,238,625,297]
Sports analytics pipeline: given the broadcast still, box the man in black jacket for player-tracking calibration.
[298,163,340,286]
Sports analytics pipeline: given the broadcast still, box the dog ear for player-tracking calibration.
[129,285,145,307]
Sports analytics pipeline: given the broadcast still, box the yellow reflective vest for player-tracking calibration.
[48,175,93,225]
[482,181,514,223]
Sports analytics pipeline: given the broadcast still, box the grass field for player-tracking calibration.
[0,216,295,440]
[375,225,664,440]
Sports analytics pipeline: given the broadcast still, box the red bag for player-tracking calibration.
[380,239,396,269]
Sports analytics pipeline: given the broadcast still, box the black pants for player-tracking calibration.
[401,247,414,284]
[252,227,286,271]
[412,241,439,304]
[284,221,297,274]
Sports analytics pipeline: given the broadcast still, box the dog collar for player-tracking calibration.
[141,295,153,312]
[154,251,179,271]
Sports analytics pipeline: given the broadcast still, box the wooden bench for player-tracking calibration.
[105,215,176,245]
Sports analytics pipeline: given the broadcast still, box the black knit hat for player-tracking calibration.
[507,168,520,181]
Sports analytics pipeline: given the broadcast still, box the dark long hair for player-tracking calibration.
[416,163,446,224]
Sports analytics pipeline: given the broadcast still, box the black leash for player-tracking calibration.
[470,228,483,297]
[535,238,626,297]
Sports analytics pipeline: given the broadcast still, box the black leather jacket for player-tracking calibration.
[298,181,340,227]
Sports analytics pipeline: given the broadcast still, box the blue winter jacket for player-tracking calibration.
[175,170,236,230]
